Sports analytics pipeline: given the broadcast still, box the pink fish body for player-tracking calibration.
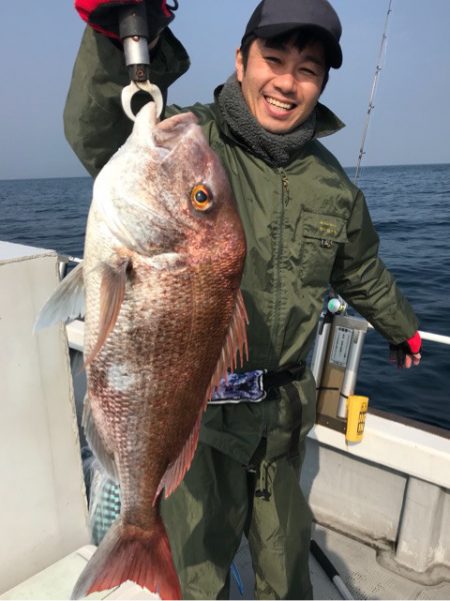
[58,104,247,599]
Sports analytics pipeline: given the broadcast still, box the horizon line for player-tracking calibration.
[1,161,449,182]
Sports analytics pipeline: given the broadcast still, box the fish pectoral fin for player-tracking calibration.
[208,289,249,394]
[85,258,131,366]
[82,395,118,482]
[34,262,85,331]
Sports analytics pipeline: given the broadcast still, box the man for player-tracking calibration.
[64,0,422,598]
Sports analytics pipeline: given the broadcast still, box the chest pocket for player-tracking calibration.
[300,211,348,286]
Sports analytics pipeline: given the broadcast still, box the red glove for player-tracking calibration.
[389,331,422,369]
[74,0,176,41]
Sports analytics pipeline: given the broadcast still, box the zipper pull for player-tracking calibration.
[281,172,290,205]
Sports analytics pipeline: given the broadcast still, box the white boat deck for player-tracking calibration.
[231,525,450,600]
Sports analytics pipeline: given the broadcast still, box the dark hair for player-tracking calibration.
[240,28,330,92]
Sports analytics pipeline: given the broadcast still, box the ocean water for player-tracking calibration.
[1,164,449,430]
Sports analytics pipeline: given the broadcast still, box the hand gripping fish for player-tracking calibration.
[36,103,247,599]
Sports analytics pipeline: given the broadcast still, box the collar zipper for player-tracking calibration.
[281,171,290,206]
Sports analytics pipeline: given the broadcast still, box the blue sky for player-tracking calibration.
[1,0,449,179]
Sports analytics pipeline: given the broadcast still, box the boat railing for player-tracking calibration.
[65,312,450,488]
[367,322,450,346]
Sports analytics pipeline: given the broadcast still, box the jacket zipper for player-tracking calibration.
[269,170,288,365]
[281,171,290,206]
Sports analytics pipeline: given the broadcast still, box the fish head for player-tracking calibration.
[152,109,246,280]
[93,102,246,281]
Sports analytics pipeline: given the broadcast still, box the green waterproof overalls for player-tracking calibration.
[65,27,419,600]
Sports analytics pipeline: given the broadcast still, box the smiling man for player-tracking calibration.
[236,36,327,134]
[64,0,421,598]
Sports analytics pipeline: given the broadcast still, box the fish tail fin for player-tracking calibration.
[71,518,181,600]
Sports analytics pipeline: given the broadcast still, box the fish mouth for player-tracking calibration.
[153,112,200,152]
[264,96,296,111]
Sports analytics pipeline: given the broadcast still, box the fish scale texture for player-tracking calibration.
[87,264,241,518]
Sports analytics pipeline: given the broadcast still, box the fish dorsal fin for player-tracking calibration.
[155,411,203,501]
[34,261,85,331]
[155,290,248,501]
[208,289,249,395]
[85,258,131,366]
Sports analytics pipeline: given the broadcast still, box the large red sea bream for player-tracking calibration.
[37,102,247,599]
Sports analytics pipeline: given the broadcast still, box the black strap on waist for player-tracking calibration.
[208,362,306,406]
[263,361,306,390]
[264,363,305,464]
[285,382,303,462]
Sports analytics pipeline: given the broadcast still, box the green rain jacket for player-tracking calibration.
[64,28,419,464]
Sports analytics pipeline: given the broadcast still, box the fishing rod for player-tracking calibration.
[354,0,393,184]
[310,540,354,599]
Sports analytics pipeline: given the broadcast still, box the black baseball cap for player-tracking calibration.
[241,0,343,69]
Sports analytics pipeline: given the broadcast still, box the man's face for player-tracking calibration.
[235,37,326,134]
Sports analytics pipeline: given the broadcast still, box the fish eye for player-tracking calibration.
[191,184,212,211]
